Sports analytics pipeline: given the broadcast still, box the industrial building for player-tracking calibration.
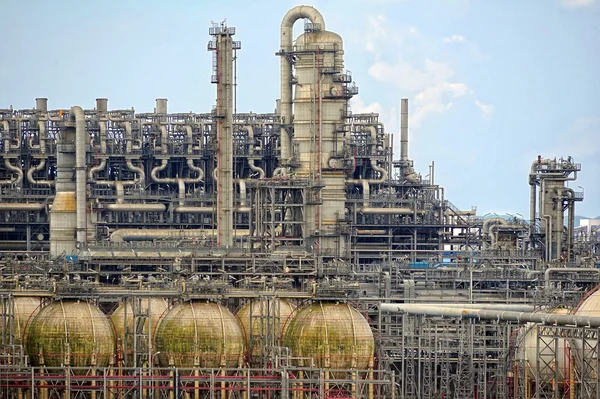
[0,5,599,399]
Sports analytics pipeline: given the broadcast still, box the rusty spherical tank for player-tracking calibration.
[236,299,295,360]
[0,297,41,345]
[282,302,374,370]
[155,301,244,368]
[111,298,169,354]
[25,300,115,367]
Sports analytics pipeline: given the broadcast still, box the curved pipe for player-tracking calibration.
[27,159,54,186]
[151,159,203,184]
[280,6,326,164]
[1,158,23,185]
[88,158,107,182]
[248,159,265,179]
[483,217,508,234]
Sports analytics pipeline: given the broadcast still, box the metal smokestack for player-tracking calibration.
[96,98,108,113]
[35,98,48,112]
[400,98,408,162]
[155,98,168,114]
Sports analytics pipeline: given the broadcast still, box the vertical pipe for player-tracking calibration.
[71,106,87,246]
[400,98,408,162]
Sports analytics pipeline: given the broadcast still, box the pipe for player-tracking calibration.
[174,206,250,214]
[394,303,536,312]
[124,121,133,153]
[110,228,249,242]
[151,159,203,184]
[99,119,107,154]
[0,203,45,211]
[27,159,54,186]
[239,180,247,207]
[71,105,87,246]
[359,207,421,215]
[248,159,265,179]
[160,125,168,154]
[88,159,107,182]
[2,121,9,154]
[106,204,166,212]
[0,158,23,185]
[483,217,508,234]
[544,267,599,288]
[379,303,600,328]
[280,6,326,164]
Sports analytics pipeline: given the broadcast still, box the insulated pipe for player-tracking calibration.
[174,206,251,214]
[27,159,54,186]
[185,125,194,155]
[2,121,9,153]
[39,120,46,155]
[124,121,133,154]
[99,119,107,154]
[248,159,265,179]
[70,106,87,246]
[0,203,45,211]
[359,207,424,215]
[400,99,408,162]
[544,267,599,288]
[160,126,168,154]
[379,303,600,328]
[483,217,508,234]
[106,204,165,212]
[1,158,23,185]
[279,6,326,164]
[110,228,249,242]
[88,159,107,182]
[151,159,203,184]
[391,303,536,312]
[239,180,247,207]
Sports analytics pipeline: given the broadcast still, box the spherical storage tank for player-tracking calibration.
[0,297,41,345]
[155,301,244,368]
[111,298,169,353]
[236,299,295,359]
[283,302,374,370]
[25,300,115,367]
[517,308,571,384]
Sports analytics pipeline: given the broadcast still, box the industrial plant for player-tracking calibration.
[0,5,599,399]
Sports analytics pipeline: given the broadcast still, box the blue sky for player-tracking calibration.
[1,0,598,218]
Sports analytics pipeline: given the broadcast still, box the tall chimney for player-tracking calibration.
[155,98,168,114]
[400,98,408,162]
[96,98,108,113]
[35,98,48,112]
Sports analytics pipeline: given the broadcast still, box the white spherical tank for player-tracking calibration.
[518,308,571,385]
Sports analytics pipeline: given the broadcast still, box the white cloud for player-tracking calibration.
[561,0,596,8]
[475,100,494,116]
[443,34,466,44]
[368,58,473,127]
[364,15,387,55]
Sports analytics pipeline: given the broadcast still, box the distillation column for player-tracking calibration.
[281,7,351,257]
[209,24,240,248]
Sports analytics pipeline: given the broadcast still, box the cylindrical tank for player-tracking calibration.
[25,300,115,367]
[0,297,41,345]
[573,288,600,379]
[236,298,295,360]
[282,302,374,370]
[518,308,571,384]
[49,191,77,257]
[111,298,169,356]
[155,301,244,368]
